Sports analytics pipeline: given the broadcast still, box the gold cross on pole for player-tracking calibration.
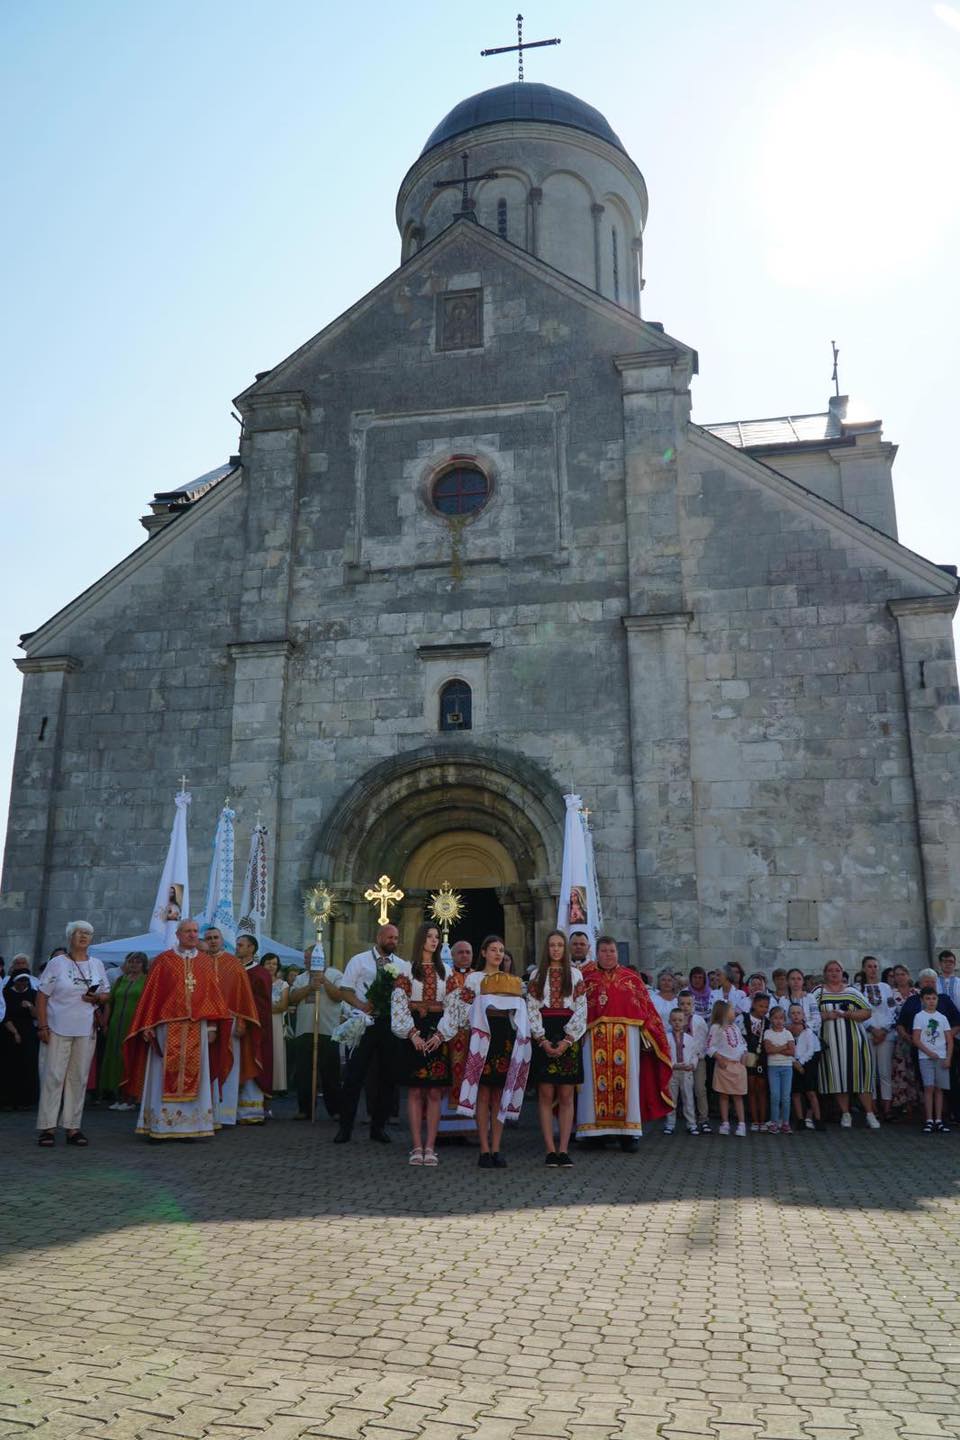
[364,874,404,926]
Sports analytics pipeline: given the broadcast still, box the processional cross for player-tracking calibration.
[364,873,404,926]
[481,13,561,83]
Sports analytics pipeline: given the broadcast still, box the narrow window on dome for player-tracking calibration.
[497,198,508,239]
[612,227,620,303]
[439,679,472,732]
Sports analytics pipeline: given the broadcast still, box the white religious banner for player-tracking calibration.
[149,787,191,948]
[198,802,237,946]
[583,807,604,939]
[556,792,601,948]
[237,822,268,942]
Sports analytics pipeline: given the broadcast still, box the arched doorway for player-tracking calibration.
[403,830,518,962]
[308,743,564,969]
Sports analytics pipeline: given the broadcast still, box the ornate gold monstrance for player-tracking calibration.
[428,881,465,945]
[304,882,336,944]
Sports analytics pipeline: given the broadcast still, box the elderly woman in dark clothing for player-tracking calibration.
[1,956,40,1109]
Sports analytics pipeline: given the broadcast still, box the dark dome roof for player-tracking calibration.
[420,82,625,157]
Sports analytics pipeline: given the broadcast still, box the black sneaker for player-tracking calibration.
[369,1128,392,1143]
[619,1137,640,1153]
[556,1152,574,1168]
[545,1152,559,1166]
[333,1128,351,1144]
[478,1152,493,1168]
[492,1153,507,1168]
[936,1120,950,1133]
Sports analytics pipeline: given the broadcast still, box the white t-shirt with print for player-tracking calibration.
[913,1008,952,1060]
[39,955,110,1037]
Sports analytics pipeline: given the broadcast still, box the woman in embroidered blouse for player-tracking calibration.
[391,923,450,1167]
[686,966,713,1023]
[861,955,897,1119]
[783,968,821,1034]
[527,930,587,1168]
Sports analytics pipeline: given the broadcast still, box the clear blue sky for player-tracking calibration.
[1,0,959,872]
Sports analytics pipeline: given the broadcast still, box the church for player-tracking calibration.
[3,78,959,973]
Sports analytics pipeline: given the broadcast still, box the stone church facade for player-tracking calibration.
[3,82,959,972]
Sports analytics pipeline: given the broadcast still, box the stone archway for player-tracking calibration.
[309,743,564,967]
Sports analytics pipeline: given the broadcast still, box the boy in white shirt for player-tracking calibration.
[913,987,954,1134]
[677,989,711,1133]
[665,1008,700,1136]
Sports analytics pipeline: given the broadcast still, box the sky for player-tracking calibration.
[1,0,959,876]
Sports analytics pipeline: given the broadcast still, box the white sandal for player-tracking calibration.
[423,1149,439,1167]
[408,1147,424,1165]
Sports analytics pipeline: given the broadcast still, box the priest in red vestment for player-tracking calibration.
[575,935,673,1150]
[236,932,272,1124]
[123,918,233,1140]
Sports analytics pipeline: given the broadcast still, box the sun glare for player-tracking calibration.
[758,50,960,293]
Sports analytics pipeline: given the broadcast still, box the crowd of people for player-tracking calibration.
[3,919,958,1159]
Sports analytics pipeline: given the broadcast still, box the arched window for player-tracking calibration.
[611,227,620,302]
[497,198,508,239]
[439,679,472,732]
[431,463,491,518]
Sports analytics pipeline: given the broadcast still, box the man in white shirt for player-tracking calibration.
[569,931,591,967]
[288,950,348,1120]
[937,950,960,1123]
[335,924,409,1144]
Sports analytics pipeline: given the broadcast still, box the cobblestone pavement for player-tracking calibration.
[3,1104,960,1440]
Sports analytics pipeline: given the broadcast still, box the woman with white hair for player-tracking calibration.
[35,921,110,1147]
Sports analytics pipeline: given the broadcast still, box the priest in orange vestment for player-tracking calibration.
[123,918,233,1140]
[575,935,673,1150]
[203,926,262,1128]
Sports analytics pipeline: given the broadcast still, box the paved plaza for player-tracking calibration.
[2,1106,960,1440]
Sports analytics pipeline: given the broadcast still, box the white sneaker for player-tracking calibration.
[718,1121,730,1135]
[664,1125,675,1136]
[750,1122,759,1132]
[865,1112,881,1129]
[108,1102,123,1111]
[687,1125,699,1136]
[840,1112,852,1128]
[805,1116,815,1129]
[735,1122,747,1137]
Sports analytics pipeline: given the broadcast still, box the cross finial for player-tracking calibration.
[364,873,405,926]
[481,12,561,83]
[831,340,840,398]
[433,150,501,220]
[178,774,189,794]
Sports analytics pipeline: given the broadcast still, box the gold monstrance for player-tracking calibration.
[304,882,336,944]
[428,881,465,945]
[364,874,404,926]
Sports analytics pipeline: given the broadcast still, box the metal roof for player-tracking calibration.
[703,411,845,450]
[152,462,237,508]
[420,82,626,157]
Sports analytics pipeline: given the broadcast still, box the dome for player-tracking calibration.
[420,82,626,158]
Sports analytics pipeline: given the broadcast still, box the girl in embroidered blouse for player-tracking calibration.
[707,1000,748,1136]
[526,930,588,1168]
[391,923,449,1167]
[444,935,516,1168]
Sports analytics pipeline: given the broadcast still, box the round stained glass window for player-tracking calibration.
[431,464,490,518]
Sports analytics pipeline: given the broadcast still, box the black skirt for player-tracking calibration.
[397,1009,450,1088]
[531,1012,584,1086]
[479,1013,516,1088]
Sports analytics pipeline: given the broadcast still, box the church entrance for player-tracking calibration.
[449,888,505,959]
[310,744,565,971]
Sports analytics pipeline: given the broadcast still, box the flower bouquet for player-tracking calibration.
[364,961,403,1020]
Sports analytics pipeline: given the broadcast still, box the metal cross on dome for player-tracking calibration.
[481,13,561,83]
[433,150,501,221]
